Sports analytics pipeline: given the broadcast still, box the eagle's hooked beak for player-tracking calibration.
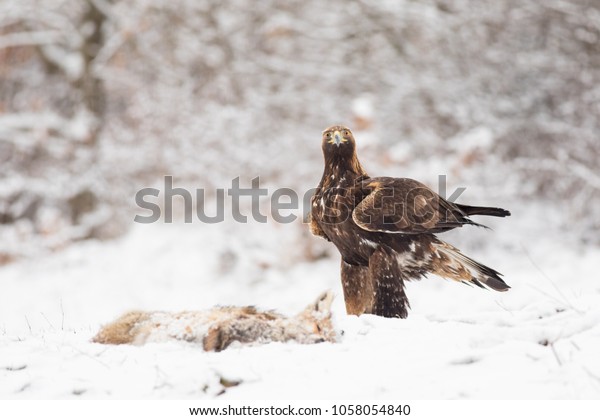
[333,131,342,147]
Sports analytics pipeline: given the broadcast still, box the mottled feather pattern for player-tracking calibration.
[370,247,410,319]
[310,126,510,318]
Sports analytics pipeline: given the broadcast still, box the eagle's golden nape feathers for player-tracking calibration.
[310,125,511,319]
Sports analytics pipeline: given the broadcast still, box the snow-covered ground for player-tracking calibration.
[2,0,599,403]
[1,215,600,399]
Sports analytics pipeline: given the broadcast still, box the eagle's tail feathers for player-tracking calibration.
[431,240,510,292]
[457,204,511,218]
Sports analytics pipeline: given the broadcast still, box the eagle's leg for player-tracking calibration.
[340,260,373,316]
[369,246,410,319]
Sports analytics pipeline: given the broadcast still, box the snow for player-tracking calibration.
[1,0,600,401]
[1,216,599,399]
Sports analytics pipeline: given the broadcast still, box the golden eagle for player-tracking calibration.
[310,125,510,318]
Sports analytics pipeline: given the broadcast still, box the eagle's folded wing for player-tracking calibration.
[352,177,480,234]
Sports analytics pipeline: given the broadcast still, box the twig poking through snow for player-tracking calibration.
[24,316,32,335]
[550,343,562,367]
[67,345,110,369]
[520,243,583,314]
[60,300,65,331]
[40,312,55,331]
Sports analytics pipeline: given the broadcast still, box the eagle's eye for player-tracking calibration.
[343,130,350,136]
[325,132,332,138]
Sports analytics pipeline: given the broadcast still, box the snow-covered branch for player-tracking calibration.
[0,30,63,49]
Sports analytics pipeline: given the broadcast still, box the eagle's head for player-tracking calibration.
[320,125,367,177]
[321,125,356,157]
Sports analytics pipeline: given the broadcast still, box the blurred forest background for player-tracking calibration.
[1,0,599,263]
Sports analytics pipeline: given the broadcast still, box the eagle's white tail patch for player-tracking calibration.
[430,240,509,291]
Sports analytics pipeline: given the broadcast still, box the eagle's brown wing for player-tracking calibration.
[352,177,482,234]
